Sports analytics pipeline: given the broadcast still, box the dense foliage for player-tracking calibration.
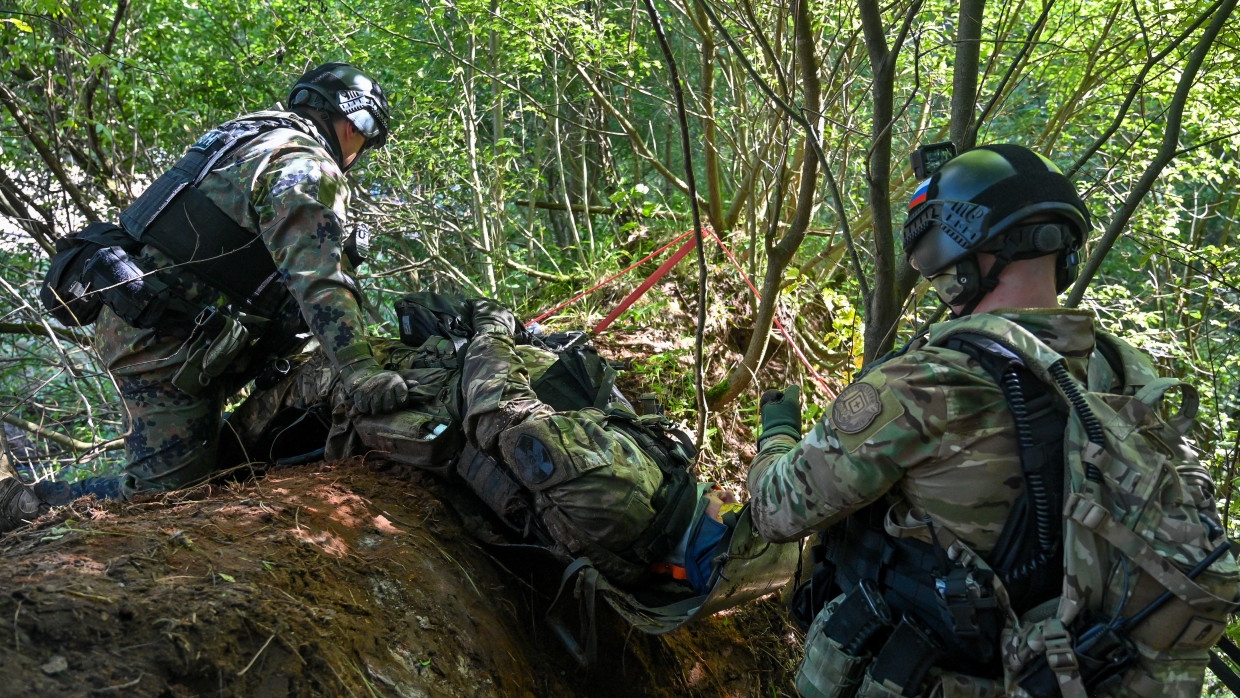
[2,0,1240,572]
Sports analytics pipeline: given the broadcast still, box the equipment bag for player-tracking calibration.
[394,292,475,349]
[924,314,1240,698]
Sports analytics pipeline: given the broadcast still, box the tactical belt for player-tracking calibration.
[833,518,1005,677]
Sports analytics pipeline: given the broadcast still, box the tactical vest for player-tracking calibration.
[795,315,1240,698]
[41,115,319,338]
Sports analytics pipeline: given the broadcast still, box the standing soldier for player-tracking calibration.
[748,145,1237,697]
[1,63,404,531]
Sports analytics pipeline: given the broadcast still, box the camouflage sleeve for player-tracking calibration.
[459,333,555,453]
[254,133,365,369]
[747,354,961,543]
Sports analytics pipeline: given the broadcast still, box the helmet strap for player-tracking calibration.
[956,235,1021,317]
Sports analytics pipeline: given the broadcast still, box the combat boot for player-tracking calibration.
[0,476,48,533]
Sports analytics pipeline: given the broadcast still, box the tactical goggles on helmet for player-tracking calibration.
[336,88,389,152]
[903,199,990,277]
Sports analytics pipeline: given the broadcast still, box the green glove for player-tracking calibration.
[338,343,409,414]
[469,298,518,336]
[759,385,802,446]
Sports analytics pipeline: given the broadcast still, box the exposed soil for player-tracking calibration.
[0,459,803,698]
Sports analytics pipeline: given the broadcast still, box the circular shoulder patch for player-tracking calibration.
[833,382,883,434]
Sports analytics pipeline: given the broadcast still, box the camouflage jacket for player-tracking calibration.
[96,110,366,375]
[748,308,1113,551]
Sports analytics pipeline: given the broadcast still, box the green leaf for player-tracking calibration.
[1,18,33,32]
[218,573,236,583]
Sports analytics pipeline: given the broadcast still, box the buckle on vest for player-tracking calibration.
[1043,627,1078,672]
[1065,493,1108,530]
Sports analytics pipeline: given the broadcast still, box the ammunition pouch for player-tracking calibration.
[856,618,942,698]
[797,579,893,698]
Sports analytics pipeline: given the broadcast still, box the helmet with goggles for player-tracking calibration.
[901,144,1090,312]
[288,62,391,169]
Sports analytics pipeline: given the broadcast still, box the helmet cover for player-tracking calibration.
[288,63,391,153]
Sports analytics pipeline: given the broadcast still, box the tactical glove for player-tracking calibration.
[338,343,409,415]
[469,298,518,337]
[0,476,48,533]
[759,385,802,447]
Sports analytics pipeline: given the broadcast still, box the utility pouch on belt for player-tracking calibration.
[797,580,894,698]
[200,314,250,379]
[172,333,212,397]
[169,308,242,397]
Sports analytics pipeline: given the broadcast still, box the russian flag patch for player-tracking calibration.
[909,179,931,210]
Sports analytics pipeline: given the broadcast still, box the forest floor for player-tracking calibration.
[0,459,803,697]
[0,319,807,698]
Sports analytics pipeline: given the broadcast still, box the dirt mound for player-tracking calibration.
[0,460,801,697]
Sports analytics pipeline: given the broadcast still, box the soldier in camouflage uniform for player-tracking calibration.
[0,64,402,530]
[457,303,738,591]
[246,299,739,593]
[748,145,1229,696]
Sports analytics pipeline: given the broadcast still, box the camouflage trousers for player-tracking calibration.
[40,309,250,504]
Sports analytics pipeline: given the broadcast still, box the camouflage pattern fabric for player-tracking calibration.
[750,308,1238,697]
[460,333,665,559]
[749,309,1098,550]
[82,110,366,499]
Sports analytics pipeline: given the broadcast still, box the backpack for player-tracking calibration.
[923,314,1240,698]
[394,292,474,350]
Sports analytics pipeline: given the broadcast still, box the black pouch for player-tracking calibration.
[82,245,170,329]
[394,292,473,347]
[39,222,137,326]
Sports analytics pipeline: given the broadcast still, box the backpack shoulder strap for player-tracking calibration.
[934,331,1068,615]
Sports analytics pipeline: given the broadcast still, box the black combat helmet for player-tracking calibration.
[288,62,391,169]
[902,144,1090,312]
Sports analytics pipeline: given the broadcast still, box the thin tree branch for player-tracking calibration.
[1066,0,1238,306]
[0,83,99,223]
[966,0,1054,147]
[1065,0,1225,177]
[1,413,124,454]
[640,0,710,450]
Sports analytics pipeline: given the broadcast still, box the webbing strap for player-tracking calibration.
[545,557,599,667]
[1040,619,1088,698]
[1212,637,1240,697]
[1065,493,1236,614]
